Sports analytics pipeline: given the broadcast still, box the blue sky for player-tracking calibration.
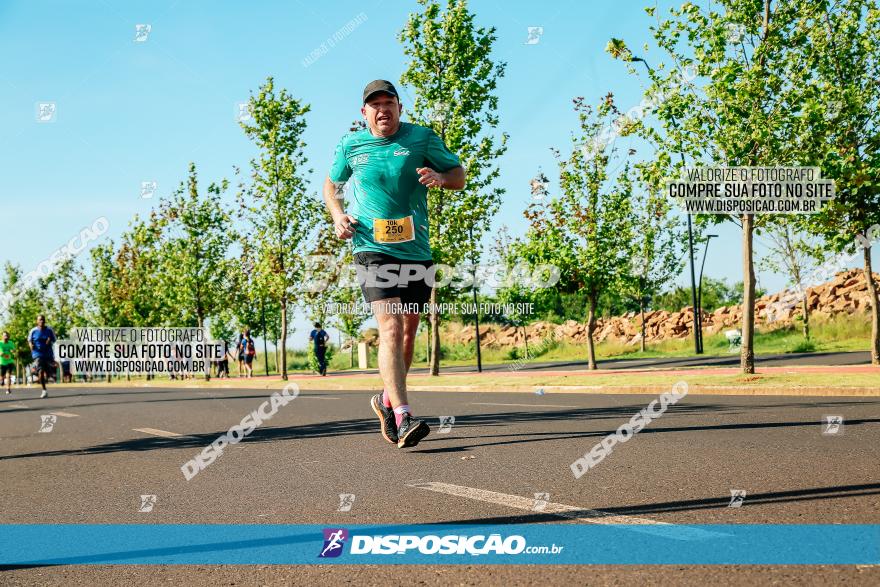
[0,0,869,347]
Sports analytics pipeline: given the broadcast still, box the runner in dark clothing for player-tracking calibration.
[309,322,330,376]
[242,329,256,378]
[235,332,245,377]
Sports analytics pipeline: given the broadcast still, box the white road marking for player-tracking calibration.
[133,427,182,438]
[471,402,580,409]
[6,403,29,409]
[409,481,663,524]
[49,411,79,418]
[407,481,725,540]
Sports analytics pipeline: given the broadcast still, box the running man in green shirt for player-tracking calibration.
[323,80,465,449]
[0,331,15,394]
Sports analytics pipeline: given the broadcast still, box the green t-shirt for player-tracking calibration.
[0,340,15,365]
[329,122,461,260]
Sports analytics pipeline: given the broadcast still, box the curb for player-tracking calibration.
[407,384,880,397]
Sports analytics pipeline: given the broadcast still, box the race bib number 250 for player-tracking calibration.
[373,216,415,243]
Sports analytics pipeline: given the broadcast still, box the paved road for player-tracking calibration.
[339,350,874,377]
[1,385,878,585]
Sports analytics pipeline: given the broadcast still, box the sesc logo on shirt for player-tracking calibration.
[351,153,370,167]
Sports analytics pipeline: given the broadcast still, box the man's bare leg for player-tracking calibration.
[373,298,408,408]
[372,299,430,448]
[402,312,421,374]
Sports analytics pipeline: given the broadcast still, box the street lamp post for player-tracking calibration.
[261,297,270,376]
[630,55,701,355]
[468,225,483,373]
[697,234,718,354]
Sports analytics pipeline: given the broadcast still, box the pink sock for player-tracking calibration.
[382,389,392,408]
[393,405,410,427]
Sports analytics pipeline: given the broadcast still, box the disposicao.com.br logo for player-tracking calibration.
[319,529,563,557]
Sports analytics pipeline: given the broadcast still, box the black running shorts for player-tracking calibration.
[353,251,434,311]
[36,356,55,373]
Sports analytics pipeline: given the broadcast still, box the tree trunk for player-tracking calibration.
[741,214,756,373]
[425,322,430,363]
[198,315,211,381]
[280,298,288,380]
[801,296,810,340]
[639,297,646,353]
[349,335,354,369]
[429,287,440,375]
[864,246,880,365]
[586,294,597,370]
[472,288,482,372]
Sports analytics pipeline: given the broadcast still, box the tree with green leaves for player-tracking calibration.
[98,214,167,327]
[757,220,824,339]
[399,0,508,375]
[227,241,281,376]
[515,97,634,369]
[157,162,232,330]
[237,77,322,380]
[626,170,686,351]
[655,277,761,314]
[41,258,89,339]
[0,257,90,378]
[302,200,368,369]
[791,0,880,362]
[1,263,46,367]
[87,242,122,328]
[302,208,343,329]
[609,0,812,373]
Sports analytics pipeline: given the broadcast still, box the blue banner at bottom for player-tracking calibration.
[1,524,877,565]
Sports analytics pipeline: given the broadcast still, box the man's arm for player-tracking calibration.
[416,166,466,190]
[323,176,359,240]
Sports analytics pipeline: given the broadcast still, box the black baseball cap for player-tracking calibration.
[363,80,399,104]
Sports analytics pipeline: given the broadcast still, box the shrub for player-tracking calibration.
[788,339,817,353]
[307,345,334,373]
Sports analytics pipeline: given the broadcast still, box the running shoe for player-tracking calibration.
[370,393,398,444]
[40,389,48,399]
[396,414,430,449]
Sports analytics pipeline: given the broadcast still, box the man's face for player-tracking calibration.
[2,333,8,342]
[362,93,402,136]
[37,317,45,328]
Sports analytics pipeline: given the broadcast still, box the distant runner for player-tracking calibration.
[323,79,466,448]
[1,331,14,394]
[216,340,230,378]
[235,331,245,377]
[309,322,330,376]
[242,329,256,378]
[28,315,56,399]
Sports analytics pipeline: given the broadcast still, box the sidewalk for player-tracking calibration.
[39,363,880,397]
